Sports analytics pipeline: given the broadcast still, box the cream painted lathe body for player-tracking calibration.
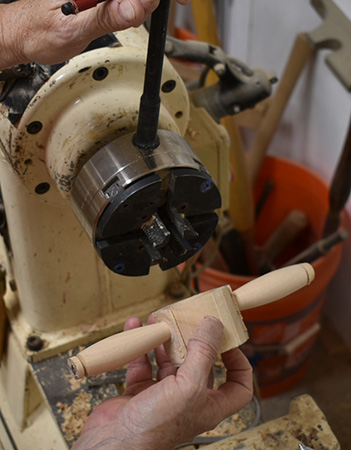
[0,26,230,449]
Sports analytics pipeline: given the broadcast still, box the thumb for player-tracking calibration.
[178,316,224,384]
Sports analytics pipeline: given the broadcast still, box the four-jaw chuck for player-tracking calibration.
[71,130,221,276]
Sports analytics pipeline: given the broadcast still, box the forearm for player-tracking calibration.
[0,3,28,70]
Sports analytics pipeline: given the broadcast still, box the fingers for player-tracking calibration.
[116,0,159,25]
[118,1,139,23]
[213,348,253,417]
[222,347,253,379]
[94,0,158,32]
[0,0,190,70]
[221,348,253,397]
[177,319,252,421]
[177,316,224,386]
[123,317,154,392]
[147,314,177,380]
[124,316,143,331]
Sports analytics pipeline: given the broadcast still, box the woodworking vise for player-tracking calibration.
[0,4,275,447]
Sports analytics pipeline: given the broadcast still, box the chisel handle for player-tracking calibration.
[68,322,171,379]
[323,115,351,237]
[247,33,315,183]
[234,263,315,310]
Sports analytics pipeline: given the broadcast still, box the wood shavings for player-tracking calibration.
[80,323,99,333]
[201,413,247,438]
[66,370,86,391]
[56,392,92,442]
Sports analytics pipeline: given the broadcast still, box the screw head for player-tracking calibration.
[113,263,125,274]
[27,121,43,135]
[93,67,109,81]
[26,335,44,351]
[161,80,176,93]
[200,180,212,193]
[35,182,50,195]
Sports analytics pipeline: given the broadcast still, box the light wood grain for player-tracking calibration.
[247,33,316,184]
[234,263,314,311]
[191,0,256,275]
[68,263,314,378]
[259,209,309,271]
[153,286,248,365]
[68,322,171,378]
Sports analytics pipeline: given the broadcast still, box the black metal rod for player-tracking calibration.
[282,228,349,266]
[132,0,171,151]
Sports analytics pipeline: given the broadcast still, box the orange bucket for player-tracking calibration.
[198,156,344,397]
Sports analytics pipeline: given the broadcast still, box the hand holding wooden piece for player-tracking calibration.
[68,263,314,379]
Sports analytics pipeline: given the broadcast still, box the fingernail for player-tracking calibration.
[119,0,136,22]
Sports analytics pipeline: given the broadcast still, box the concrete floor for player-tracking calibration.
[260,317,351,448]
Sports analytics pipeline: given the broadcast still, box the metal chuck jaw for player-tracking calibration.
[71,129,221,276]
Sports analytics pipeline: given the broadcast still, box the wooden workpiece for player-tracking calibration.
[68,263,314,379]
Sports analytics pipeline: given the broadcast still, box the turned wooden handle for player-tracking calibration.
[68,322,171,379]
[233,263,315,310]
[68,264,314,379]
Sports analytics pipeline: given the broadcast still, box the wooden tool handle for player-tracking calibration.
[323,114,351,237]
[68,322,171,379]
[191,0,256,276]
[261,210,309,263]
[233,263,315,310]
[247,33,315,184]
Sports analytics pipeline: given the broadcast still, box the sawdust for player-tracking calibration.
[56,391,93,442]
[66,370,87,392]
[80,323,99,333]
[201,412,247,438]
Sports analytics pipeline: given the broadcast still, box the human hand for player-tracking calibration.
[0,0,190,70]
[72,315,253,450]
